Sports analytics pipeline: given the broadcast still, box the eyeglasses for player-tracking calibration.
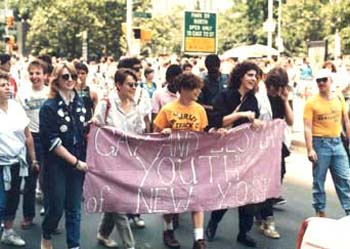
[61,73,78,81]
[126,82,138,88]
[316,77,328,84]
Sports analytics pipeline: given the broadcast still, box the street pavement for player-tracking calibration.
[2,146,347,249]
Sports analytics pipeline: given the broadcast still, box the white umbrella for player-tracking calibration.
[221,44,279,60]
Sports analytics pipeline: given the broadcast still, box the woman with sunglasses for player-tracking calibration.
[39,63,88,249]
[92,68,149,249]
[0,73,36,247]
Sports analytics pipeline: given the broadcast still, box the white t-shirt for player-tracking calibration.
[0,99,30,165]
[17,85,49,133]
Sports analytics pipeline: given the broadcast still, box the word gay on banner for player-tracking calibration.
[84,120,285,214]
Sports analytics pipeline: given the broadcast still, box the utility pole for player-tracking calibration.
[4,0,8,36]
[267,0,273,48]
[126,0,133,56]
[277,0,283,53]
[82,30,88,61]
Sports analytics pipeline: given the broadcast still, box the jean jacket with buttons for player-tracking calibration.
[39,91,88,167]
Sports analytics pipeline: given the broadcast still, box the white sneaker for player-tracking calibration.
[132,216,145,228]
[97,232,118,248]
[1,230,26,246]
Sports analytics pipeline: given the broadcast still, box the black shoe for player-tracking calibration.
[163,230,180,249]
[273,196,287,206]
[205,219,217,241]
[192,239,205,249]
[237,234,257,248]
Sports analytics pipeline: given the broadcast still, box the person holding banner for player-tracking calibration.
[154,72,208,249]
[92,68,150,249]
[39,63,89,249]
[205,61,262,248]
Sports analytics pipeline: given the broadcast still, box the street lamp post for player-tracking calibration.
[126,0,133,56]
[267,0,273,49]
[277,0,283,53]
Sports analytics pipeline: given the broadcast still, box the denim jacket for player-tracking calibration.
[39,91,87,164]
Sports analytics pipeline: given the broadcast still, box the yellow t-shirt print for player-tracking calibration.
[154,100,208,132]
[304,94,346,137]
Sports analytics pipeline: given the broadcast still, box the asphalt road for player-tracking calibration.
[2,148,346,249]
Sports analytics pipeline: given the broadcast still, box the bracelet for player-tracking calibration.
[32,159,38,165]
[73,158,79,168]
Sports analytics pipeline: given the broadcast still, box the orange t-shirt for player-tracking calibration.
[154,100,208,132]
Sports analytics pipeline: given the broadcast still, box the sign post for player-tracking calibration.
[183,11,217,54]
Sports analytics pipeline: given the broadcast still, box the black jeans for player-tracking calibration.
[23,133,43,219]
[4,163,21,221]
[209,204,257,235]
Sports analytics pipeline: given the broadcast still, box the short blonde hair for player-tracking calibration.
[48,62,77,99]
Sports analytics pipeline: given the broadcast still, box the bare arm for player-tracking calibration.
[342,106,350,138]
[144,115,151,133]
[281,86,294,126]
[222,111,254,127]
[304,118,317,163]
[53,145,88,171]
[25,127,36,163]
[90,90,99,110]
[284,99,294,126]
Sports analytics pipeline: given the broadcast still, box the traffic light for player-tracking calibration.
[141,30,152,43]
[133,28,141,39]
[6,16,15,28]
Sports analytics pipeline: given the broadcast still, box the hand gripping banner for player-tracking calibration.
[84,120,285,214]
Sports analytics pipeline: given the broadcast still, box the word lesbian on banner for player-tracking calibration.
[83,120,285,214]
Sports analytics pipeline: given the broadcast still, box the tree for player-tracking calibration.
[281,0,325,56]
[12,0,126,59]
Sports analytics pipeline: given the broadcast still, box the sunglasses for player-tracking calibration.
[316,77,328,84]
[61,73,78,81]
[126,82,138,88]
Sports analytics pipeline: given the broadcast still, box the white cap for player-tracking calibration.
[315,69,332,80]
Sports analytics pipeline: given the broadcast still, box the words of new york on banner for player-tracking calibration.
[84,120,285,214]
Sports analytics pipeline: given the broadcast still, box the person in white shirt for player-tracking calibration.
[17,59,49,229]
[0,73,37,247]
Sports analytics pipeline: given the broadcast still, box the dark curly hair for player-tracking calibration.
[228,61,261,89]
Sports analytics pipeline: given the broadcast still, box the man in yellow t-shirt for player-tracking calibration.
[154,73,208,249]
[303,69,350,218]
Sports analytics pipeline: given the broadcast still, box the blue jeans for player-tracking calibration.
[312,137,350,212]
[0,166,5,222]
[42,161,84,249]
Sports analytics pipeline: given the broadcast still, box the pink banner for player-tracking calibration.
[84,120,285,214]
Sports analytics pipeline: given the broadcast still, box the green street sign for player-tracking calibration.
[8,29,17,35]
[183,11,217,54]
[133,12,152,19]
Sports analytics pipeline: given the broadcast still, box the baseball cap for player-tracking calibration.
[315,69,332,81]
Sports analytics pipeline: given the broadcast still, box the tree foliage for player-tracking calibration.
[7,0,350,58]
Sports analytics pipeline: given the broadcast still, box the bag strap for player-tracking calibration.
[233,94,249,113]
[102,97,111,125]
